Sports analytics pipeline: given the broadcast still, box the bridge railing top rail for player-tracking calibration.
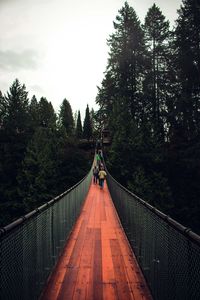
[104,158,200,300]
[0,172,89,239]
[0,161,93,300]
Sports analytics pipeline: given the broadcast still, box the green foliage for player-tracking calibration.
[18,127,59,211]
[143,4,170,139]
[59,98,74,136]
[38,97,57,129]
[83,104,93,141]
[0,79,31,223]
[56,140,92,191]
[3,79,30,133]
[75,110,83,139]
[1,79,31,183]
[173,0,200,139]
[29,95,40,132]
[97,1,200,234]
[0,80,93,227]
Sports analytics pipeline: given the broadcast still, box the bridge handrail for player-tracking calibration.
[107,170,200,246]
[0,166,93,300]
[105,164,200,300]
[0,173,89,238]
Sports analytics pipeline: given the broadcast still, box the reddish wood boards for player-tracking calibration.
[41,181,152,300]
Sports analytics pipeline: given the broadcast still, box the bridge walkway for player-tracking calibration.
[41,181,152,300]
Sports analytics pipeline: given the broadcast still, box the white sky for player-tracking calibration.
[0,0,182,117]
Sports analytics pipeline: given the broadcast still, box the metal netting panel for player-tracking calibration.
[1,229,24,300]
[107,173,200,300]
[0,170,92,300]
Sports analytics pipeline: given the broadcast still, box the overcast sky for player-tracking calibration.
[0,0,182,116]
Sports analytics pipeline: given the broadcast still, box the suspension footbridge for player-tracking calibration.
[0,160,200,300]
[41,181,151,300]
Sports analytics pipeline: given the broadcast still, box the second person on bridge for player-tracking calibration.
[98,166,107,189]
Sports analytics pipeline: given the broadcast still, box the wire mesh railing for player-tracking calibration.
[0,169,92,300]
[106,171,200,300]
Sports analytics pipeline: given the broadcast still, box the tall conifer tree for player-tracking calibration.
[96,2,172,215]
[59,99,74,136]
[18,126,59,211]
[173,0,200,138]
[29,95,40,134]
[83,104,92,141]
[143,4,170,139]
[75,110,83,139]
[38,97,57,129]
[0,79,30,222]
[107,1,146,124]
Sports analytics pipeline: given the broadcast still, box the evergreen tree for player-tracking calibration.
[97,1,147,142]
[0,91,6,220]
[164,0,200,233]
[75,110,83,139]
[59,99,74,136]
[0,80,94,226]
[173,0,200,138]
[83,104,92,141]
[108,1,146,124]
[96,2,172,219]
[29,95,40,132]
[18,126,59,211]
[90,108,99,139]
[143,4,170,139]
[19,121,92,212]
[98,1,148,151]
[3,79,30,134]
[96,70,116,136]
[0,79,30,224]
[0,90,7,127]
[38,97,57,129]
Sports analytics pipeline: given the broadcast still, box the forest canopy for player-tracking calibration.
[96,0,200,234]
[0,0,199,235]
[0,81,94,226]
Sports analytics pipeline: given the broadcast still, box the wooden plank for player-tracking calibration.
[110,238,133,300]
[57,220,87,300]
[57,185,96,300]
[92,228,103,300]
[101,224,118,300]
[73,228,95,300]
[40,214,85,300]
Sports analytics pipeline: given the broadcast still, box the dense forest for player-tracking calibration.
[96,0,200,234]
[0,0,199,236]
[0,81,94,227]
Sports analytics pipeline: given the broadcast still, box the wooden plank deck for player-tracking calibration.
[41,181,152,300]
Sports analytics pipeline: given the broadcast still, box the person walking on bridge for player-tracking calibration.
[98,166,107,189]
[96,152,101,168]
[93,165,99,184]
